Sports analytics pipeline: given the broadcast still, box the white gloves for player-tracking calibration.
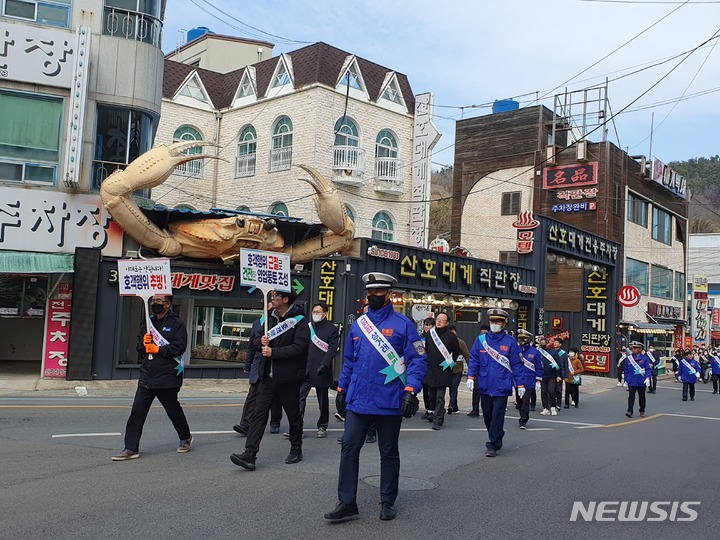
[644,378,650,388]
[535,381,541,393]
[466,378,474,391]
[517,386,526,399]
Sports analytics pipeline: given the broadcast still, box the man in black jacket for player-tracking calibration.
[112,295,192,461]
[422,312,460,430]
[297,302,339,438]
[231,291,309,470]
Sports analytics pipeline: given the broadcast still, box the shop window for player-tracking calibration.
[627,192,648,227]
[0,90,63,185]
[625,258,648,295]
[93,104,154,191]
[371,211,394,241]
[675,272,685,302]
[3,0,70,27]
[103,0,162,47]
[0,275,49,317]
[190,306,262,365]
[501,192,521,216]
[652,207,672,245]
[651,265,673,300]
[499,251,518,265]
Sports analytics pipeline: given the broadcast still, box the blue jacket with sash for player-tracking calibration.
[710,355,720,376]
[679,358,702,383]
[624,353,653,387]
[516,343,544,388]
[339,302,427,416]
[467,330,524,397]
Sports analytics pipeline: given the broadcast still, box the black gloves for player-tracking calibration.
[401,391,419,418]
[316,364,329,377]
[336,390,347,418]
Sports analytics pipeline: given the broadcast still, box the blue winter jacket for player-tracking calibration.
[467,330,524,397]
[710,355,720,376]
[624,353,653,387]
[679,358,702,383]
[516,343,545,388]
[339,302,427,416]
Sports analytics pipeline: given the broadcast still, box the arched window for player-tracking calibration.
[236,205,250,212]
[345,204,355,223]
[269,202,288,216]
[172,125,203,177]
[334,117,359,147]
[375,130,400,181]
[270,116,292,172]
[236,125,257,177]
[375,130,398,158]
[174,203,196,211]
[371,211,394,241]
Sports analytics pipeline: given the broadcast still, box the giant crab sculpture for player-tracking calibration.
[100,141,357,263]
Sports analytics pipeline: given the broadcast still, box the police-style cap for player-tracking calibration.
[517,329,533,339]
[362,272,398,290]
[487,308,509,321]
[629,341,643,348]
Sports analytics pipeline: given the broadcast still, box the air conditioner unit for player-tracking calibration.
[546,145,557,165]
[576,140,588,162]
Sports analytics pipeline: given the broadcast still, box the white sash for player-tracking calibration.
[430,327,454,366]
[309,324,329,352]
[617,352,626,367]
[267,315,304,341]
[539,347,559,370]
[627,354,645,376]
[478,334,511,372]
[713,356,720,369]
[682,359,699,379]
[357,314,405,375]
[521,354,536,372]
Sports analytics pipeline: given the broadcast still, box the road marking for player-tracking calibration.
[604,413,662,428]
[52,432,121,438]
[504,414,600,427]
[523,428,554,431]
[662,413,720,421]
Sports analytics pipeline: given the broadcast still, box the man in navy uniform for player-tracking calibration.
[467,308,524,457]
[515,329,544,429]
[624,341,652,418]
[325,272,426,522]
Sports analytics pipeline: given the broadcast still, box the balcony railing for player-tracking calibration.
[374,158,404,193]
[175,158,203,177]
[333,145,365,172]
[235,155,256,177]
[92,160,124,191]
[269,147,292,172]
[103,7,163,47]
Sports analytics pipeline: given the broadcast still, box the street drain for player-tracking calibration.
[362,476,438,491]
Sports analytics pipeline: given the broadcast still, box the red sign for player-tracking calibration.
[513,211,540,255]
[582,352,610,373]
[170,273,235,291]
[713,308,720,327]
[551,316,564,330]
[617,285,641,308]
[43,299,71,378]
[543,162,598,190]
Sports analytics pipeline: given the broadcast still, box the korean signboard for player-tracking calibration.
[0,187,123,256]
[513,211,540,255]
[691,275,709,346]
[543,162,598,190]
[547,221,618,264]
[240,249,291,293]
[410,93,441,248]
[317,260,338,321]
[582,270,611,373]
[118,259,172,296]
[651,157,687,200]
[42,299,71,378]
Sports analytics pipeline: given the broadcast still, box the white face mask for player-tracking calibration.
[312,314,324,323]
[490,323,502,333]
[569,352,576,358]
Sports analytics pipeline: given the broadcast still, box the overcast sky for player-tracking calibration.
[162,0,720,169]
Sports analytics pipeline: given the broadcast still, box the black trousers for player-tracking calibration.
[239,382,258,429]
[124,386,190,452]
[565,382,579,406]
[541,378,558,409]
[650,373,658,392]
[245,377,303,455]
[428,386,447,425]
[518,388,535,426]
[627,385,646,414]
[338,411,402,506]
[270,395,282,428]
[470,385,480,414]
[422,383,432,412]
[713,373,720,393]
[554,380,563,410]
[449,372,462,411]
[298,376,329,429]
[682,383,696,400]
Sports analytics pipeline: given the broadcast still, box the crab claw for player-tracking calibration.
[296,164,348,234]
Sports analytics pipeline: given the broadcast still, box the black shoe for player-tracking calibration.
[337,436,343,444]
[639,411,645,417]
[365,434,377,444]
[431,423,442,430]
[563,405,570,409]
[682,398,687,401]
[379,502,396,521]
[324,502,359,522]
[519,422,526,430]
[230,451,256,470]
[285,448,303,464]
[712,391,717,394]
[530,406,536,411]
[467,411,480,417]
[485,448,497,457]
[574,404,578,408]
[420,412,432,421]
[232,424,248,436]
[690,397,695,401]
[625,411,632,418]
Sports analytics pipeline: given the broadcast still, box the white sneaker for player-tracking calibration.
[540,408,550,416]
[623,382,627,387]
[616,382,622,387]
[570,400,576,407]
[551,407,558,416]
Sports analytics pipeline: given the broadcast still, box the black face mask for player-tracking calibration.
[367,294,387,310]
[151,303,165,315]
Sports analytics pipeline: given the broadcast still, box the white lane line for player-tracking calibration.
[467,428,488,431]
[662,413,720,421]
[52,432,121,438]
[574,424,605,429]
[504,414,601,427]
[524,428,554,431]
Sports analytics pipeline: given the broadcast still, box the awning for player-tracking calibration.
[619,321,676,334]
[0,251,74,273]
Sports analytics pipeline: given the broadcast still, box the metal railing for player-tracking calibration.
[92,160,124,190]
[103,7,163,47]
[175,158,203,177]
[333,145,365,172]
[235,155,256,178]
[375,157,403,181]
[269,147,292,172]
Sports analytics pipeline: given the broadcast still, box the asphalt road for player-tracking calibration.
[1,380,718,540]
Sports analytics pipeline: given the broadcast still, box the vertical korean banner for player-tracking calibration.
[240,249,291,333]
[691,275,709,347]
[582,270,611,373]
[42,299,72,378]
